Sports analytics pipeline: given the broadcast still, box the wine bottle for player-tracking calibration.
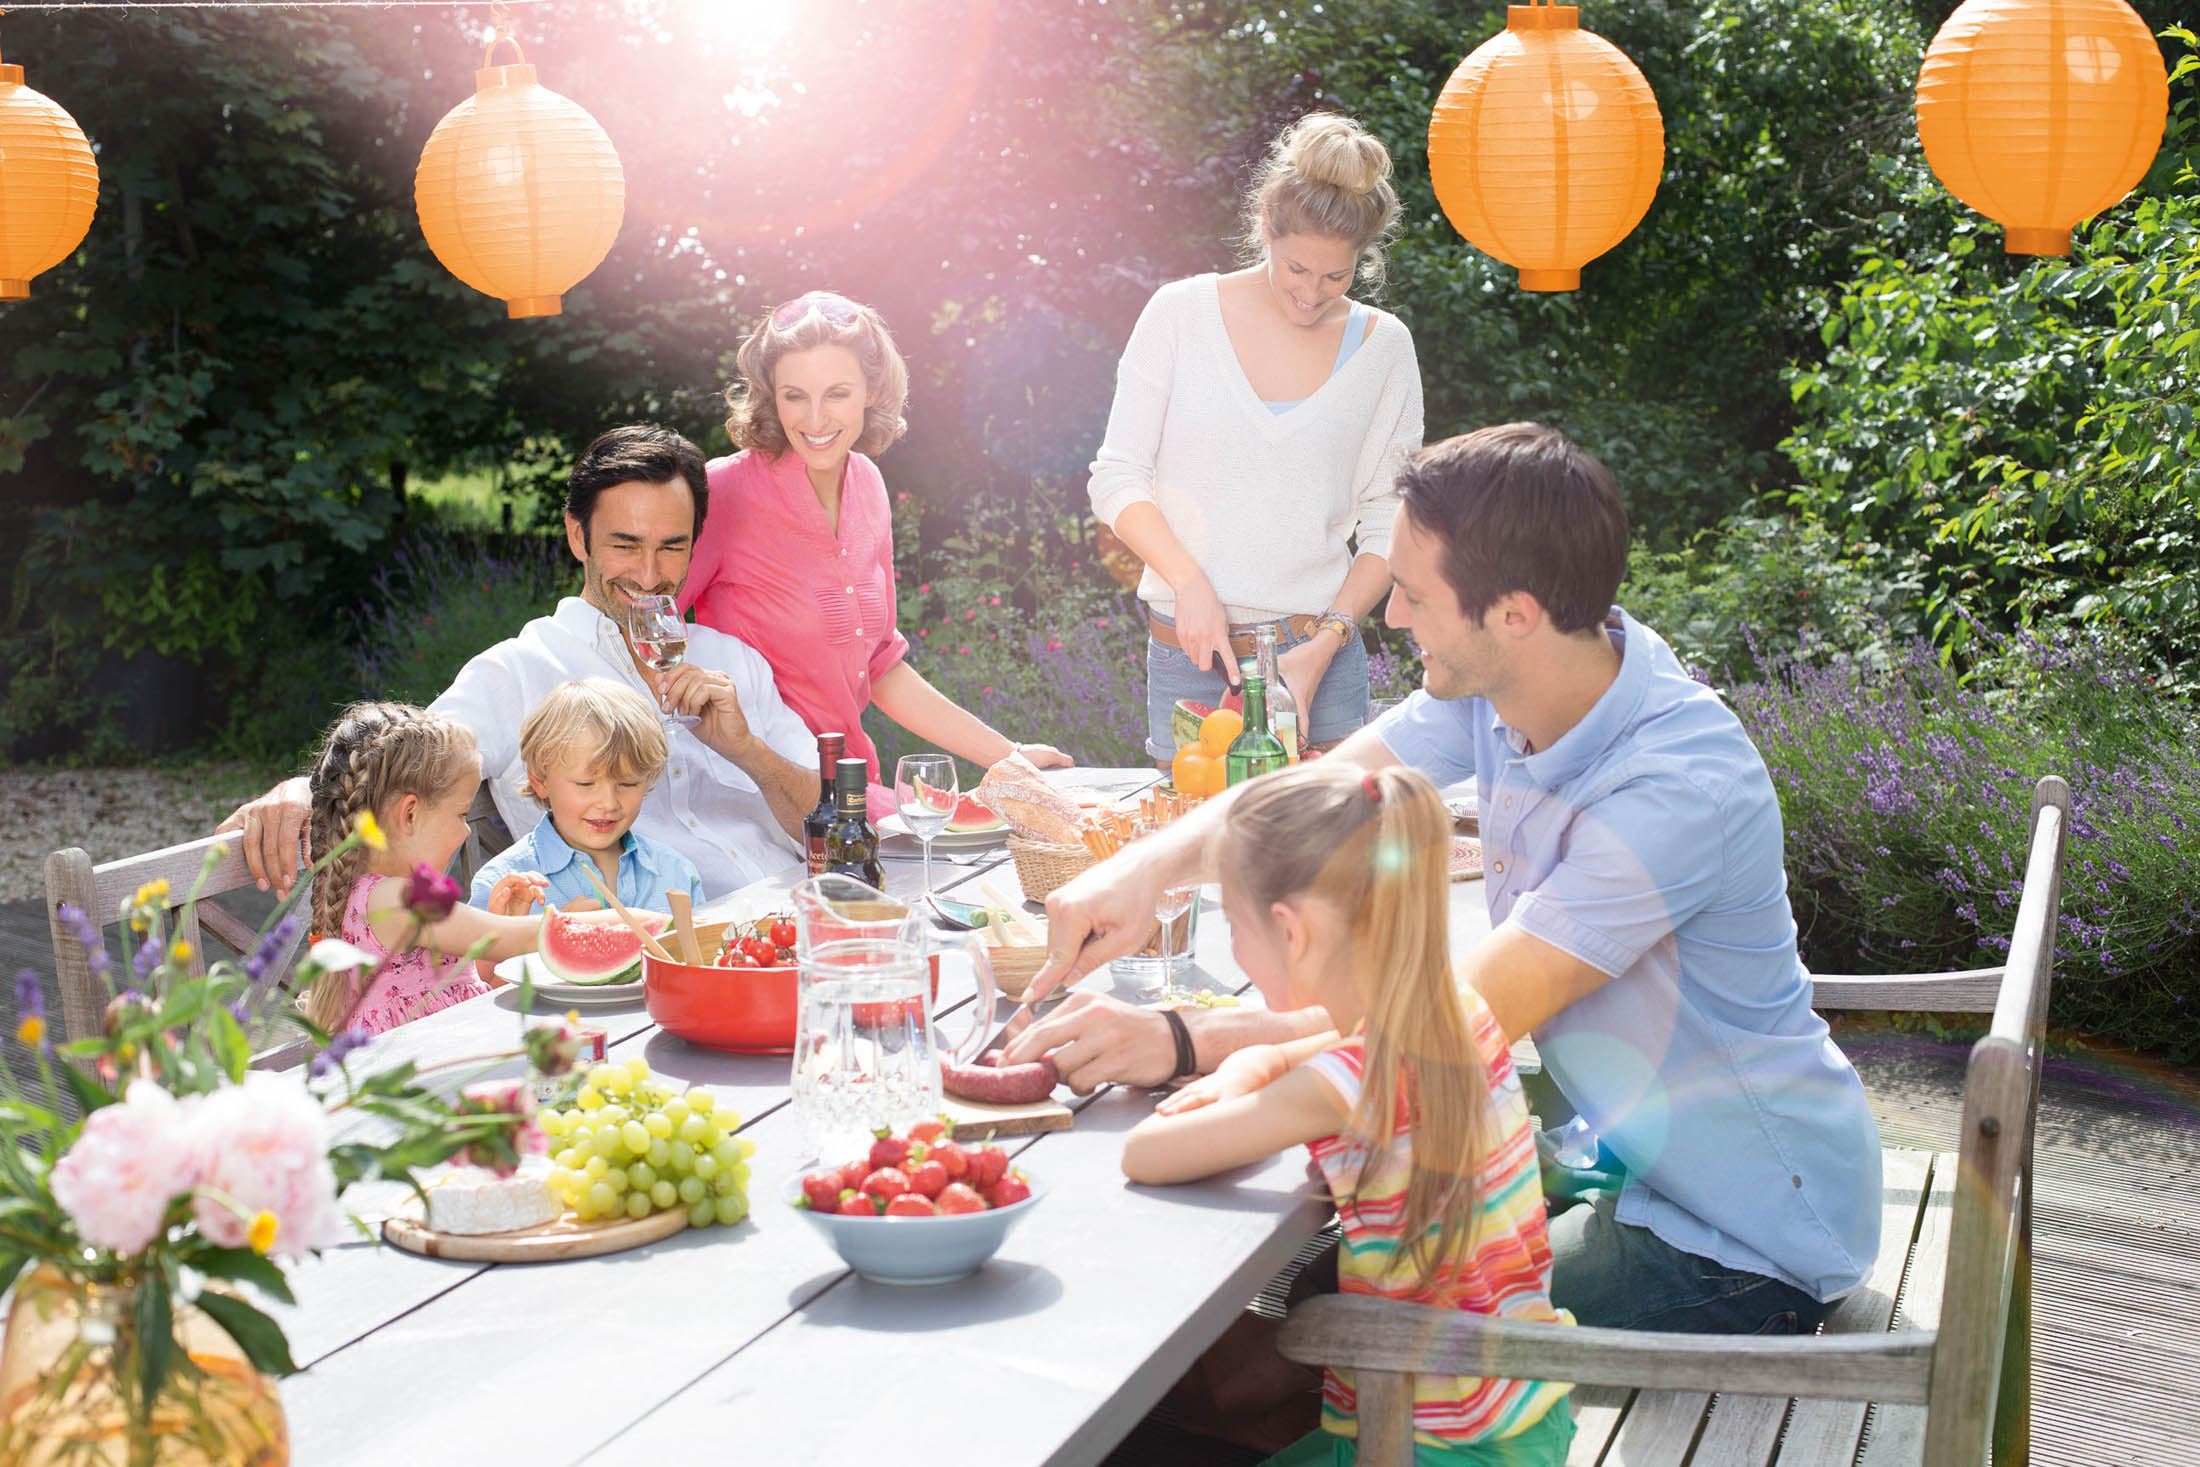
[1225,671,1289,785]
[1252,623,1300,763]
[804,732,846,876]
[824,756,884,887]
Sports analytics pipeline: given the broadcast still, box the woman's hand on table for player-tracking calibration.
[1154,1043,1288,1115]
[1173,577,1239,686]
[1011,742,1073,769]
[999,991,1178,1092]
[1276,636,1334,727]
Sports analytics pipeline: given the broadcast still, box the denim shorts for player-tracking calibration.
[1145,612,1370,760]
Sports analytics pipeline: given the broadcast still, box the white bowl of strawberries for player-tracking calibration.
[786,1120,1044,1285]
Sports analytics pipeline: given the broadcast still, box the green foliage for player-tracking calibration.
[1782,28,2200,682]
[349,534,578,711]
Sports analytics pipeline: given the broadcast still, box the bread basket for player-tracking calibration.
[1006,836,1095,902]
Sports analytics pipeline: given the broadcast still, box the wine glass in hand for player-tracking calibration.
[894,754,958,897]
[627,594,699,726]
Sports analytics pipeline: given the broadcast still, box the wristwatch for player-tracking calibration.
[1316,610,1356,647]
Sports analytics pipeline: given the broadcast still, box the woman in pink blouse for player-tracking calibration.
[679,292,1068,813]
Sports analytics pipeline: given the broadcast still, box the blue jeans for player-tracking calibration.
[1546,1191,1835,1334]
[1144,613,1371,760]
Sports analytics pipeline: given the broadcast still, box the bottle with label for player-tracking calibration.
[803,732,846,876]
[1225,671,1289,786]
[1251,623,1300,762]
[824,756,884,888]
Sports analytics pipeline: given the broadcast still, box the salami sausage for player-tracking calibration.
[942,1052,1059,1105]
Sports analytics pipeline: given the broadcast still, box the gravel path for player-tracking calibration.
[0,764,287,901]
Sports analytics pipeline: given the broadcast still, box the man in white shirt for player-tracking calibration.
[220,426,820,898]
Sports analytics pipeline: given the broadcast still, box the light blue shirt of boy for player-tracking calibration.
[468,811,705,917]
[1374,608,1883,1300]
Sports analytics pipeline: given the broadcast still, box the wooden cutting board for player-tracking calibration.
[940,1090,1072,1138]
[383,1202,687,1263]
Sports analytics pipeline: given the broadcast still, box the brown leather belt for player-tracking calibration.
[1149,613,1321,663]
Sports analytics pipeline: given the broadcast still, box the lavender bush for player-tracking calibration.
[350,534,577,707]
[1728,626,2200,1060]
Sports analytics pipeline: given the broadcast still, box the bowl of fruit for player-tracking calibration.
[787,1120,1043,1285]
[642,916,801,1054]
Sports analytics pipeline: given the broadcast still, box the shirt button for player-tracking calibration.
[845,586,856,595]
[1492,860,1505,874]
[688,818,698,828]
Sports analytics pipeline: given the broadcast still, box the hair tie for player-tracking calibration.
[1361,772,1382,803]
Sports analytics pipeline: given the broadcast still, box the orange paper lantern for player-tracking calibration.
[415,36,623,319]
[1427,3,1663,292]
[0,46,99,301]
[1916,0,2167,257]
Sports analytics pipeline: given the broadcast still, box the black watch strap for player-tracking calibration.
[1161,1007,1198,1081]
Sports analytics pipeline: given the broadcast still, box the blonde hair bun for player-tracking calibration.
[1281,113,1393,197]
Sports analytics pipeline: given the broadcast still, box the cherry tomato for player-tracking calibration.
[769,920,797,950]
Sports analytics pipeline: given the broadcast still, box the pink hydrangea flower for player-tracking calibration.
[51,1080,202,1255]
[190,1073,345,1259]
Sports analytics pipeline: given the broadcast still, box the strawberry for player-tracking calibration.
[984,1173,1032,1209]
[860,1166,911,1202]
[868,1132,912,1171]
[885,1193,937,1217]
[909,1119,949,1145]
[929,1140,969,1180]
[800,1171,842,1211]
[838,1191,882,1216]
[935,1182,988,1215]
[968,1144,1009,1190]
[907,1158,948,1199]
[836,1158,872,1193]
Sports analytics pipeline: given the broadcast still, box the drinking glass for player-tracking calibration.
[893,754,958,897]
[1366,695,1405,727]
[627,593,699,727]
[1144,882,1202,1004]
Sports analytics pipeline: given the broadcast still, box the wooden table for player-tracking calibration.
[272,769,1494,1466]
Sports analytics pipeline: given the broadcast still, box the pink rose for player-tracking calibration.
[454,1080,547,1174]
[190,1073,345,1259]
[51,1081,202,1255]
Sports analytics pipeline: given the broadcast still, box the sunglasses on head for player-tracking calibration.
[770,293,862,330]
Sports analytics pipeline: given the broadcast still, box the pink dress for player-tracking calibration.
[339,874,490,1033]
[678,447,912,813]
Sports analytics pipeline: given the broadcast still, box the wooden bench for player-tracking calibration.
[1279,776,2068,1467]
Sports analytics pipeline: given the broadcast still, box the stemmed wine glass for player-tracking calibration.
[1147,882,1201,1005]
[627,594,699,727]
[894,754,958,897]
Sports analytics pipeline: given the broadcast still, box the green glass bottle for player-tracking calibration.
[823,756,884,887]
[1225,669,1288,785]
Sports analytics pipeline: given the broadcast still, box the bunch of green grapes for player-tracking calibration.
[539,1056,756,1228]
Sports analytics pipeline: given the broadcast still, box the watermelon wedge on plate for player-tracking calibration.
[946,794,1005,834]
[536,907,671,986]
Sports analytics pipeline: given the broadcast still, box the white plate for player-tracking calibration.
[878,813,1010,851]
[494,953,648,1006]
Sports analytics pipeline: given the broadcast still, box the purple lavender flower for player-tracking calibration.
[55,903,111,979]
[130,935,161,985]
[310,1025,375,1078]
[12,970,45,1047]
[244,909,303,994]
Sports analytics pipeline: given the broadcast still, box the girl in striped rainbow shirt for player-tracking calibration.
[1123,762,1573,1465]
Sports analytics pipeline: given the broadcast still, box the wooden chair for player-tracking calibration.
[1277,776,2069,1467]
[44,833,311,1068]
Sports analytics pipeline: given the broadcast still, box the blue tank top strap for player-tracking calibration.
[1330,299,1370,376]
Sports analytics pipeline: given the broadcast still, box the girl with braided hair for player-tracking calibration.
[305,702,548,1034]
[1123,763,1571,1466]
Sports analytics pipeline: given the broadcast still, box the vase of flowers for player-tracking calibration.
[1,832,577,1465]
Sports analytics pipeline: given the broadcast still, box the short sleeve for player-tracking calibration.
[1505,774,1731,979]
[1372,691,1481,789]
[1303,1038,1367,1113]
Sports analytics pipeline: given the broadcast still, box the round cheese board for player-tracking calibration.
[382,1199,687,1263]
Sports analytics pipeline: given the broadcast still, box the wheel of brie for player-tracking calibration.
[421,1155,563,1235]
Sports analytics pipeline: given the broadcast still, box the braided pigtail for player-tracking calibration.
[302,702,478,1030]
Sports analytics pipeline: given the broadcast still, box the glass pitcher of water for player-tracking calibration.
[789,874,998,1161]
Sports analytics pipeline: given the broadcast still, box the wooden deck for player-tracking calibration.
[4,901,2195,1464]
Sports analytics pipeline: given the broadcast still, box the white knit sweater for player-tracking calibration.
[1087,273,1424,622]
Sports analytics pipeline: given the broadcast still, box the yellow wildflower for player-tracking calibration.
[170,940,194,965]
[132,878,171,907]
[356,811,387,851]
[15,1016,42,1046]
[247,1210,279,1255]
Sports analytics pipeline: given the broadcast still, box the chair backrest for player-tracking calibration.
[1923,774,2066,1466]
[449,779,515,893]
[43,834,304,1048]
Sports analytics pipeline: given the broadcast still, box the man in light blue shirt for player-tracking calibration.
[1022,422,1882,1333]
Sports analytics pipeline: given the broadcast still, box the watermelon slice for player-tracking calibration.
[537,907,671,986]
[946,793,1005,833]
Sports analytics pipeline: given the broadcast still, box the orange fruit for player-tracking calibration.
[1171,745,1224,799]
[1197,707,1243,757]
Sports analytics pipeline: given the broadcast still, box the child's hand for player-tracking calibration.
[487,872,550,917]
[1155,1043,1289,1116]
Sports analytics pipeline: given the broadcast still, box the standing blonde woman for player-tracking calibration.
[678,292,1067,813]
[1089,113,1423,761]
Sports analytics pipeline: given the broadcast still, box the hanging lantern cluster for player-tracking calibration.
[1427,2,1664,292]
[414,7,624,318]
[0,36,99,300]
[1916,0,2168,257]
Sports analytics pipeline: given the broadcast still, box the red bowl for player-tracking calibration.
[644,953,800,1054]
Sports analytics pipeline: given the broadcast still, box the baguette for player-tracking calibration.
[975,753,1090,846]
